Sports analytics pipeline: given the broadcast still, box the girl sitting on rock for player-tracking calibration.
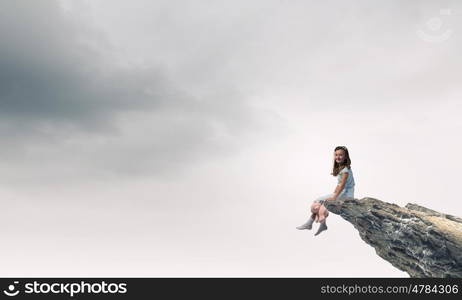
[296,146,356,236]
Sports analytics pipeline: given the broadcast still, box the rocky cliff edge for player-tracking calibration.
[324,197,462,278]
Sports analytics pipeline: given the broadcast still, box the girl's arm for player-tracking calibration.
[331,173,349,200]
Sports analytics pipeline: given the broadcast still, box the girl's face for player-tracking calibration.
[335,149,346,164]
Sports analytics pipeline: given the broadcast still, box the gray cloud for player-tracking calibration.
[93,0,461,115]
[0,0,287,185]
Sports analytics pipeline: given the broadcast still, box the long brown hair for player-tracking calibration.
[331,146,352,176]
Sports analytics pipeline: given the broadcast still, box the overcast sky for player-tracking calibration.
[0,0,461,277]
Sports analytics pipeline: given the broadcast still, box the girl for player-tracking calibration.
[296,146,355,236]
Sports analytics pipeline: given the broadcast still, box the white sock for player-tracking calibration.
[314,222,328,236]
[296,216,315,230]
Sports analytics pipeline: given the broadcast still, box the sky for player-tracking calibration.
[0,0,461,277]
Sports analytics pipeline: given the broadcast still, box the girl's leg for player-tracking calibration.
[314,219,328,236]
[313,193,333,223]
[296,205,318,230]
[296,215,316,230]
[297,194,332,230]
[296,199,323,230]
[314,205,329,236]
[313,194,333,236]
[310,202,320,214]
[311,202,321,223]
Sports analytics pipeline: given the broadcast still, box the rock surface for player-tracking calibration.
[324,197,462,278]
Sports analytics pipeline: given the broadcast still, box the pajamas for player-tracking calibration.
[314,188,355,205]
[314,166,356,205]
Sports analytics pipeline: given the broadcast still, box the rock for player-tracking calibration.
[324,197,462,278]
